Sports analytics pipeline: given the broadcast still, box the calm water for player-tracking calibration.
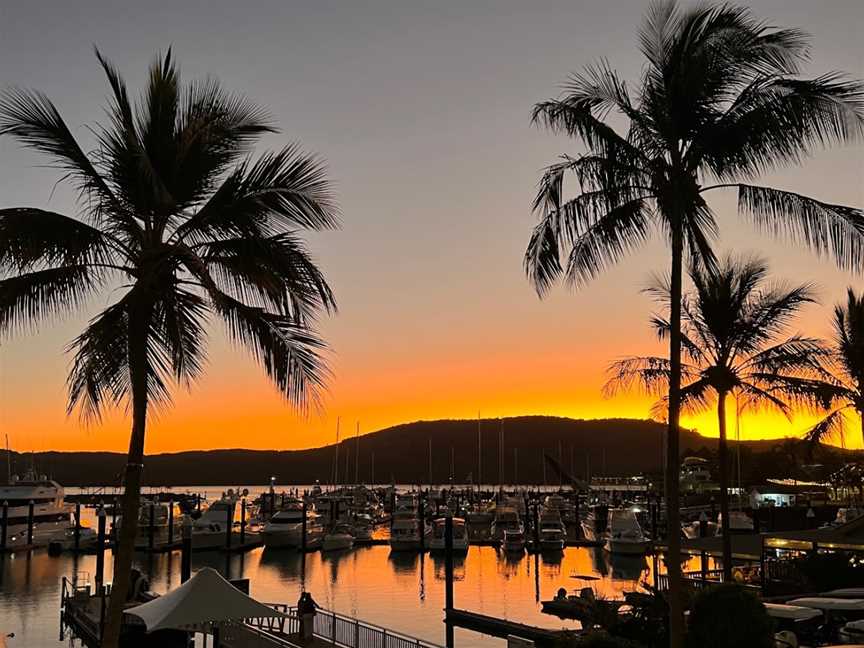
[0,486,657,647]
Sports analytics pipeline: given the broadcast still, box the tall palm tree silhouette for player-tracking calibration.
[524,4,864,641]
[0,49,338,647]
[803,290,864,450]
[606,257,824,581]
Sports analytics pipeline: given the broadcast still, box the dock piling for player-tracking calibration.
[181,517,192,582]
[148,502,155,551]
[74,501,81,552]
[95,506,106,593]
[445,514,455,648]
[26,500,34,547]
[0,501,7,552]
[168,496,175,546]
[301,500,308,552]
[240,497,246,544]
[225,500,233,550]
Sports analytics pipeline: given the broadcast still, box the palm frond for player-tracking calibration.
[0,265,104,336]
[563,199,654,288]
[0,208,113,271]
[0,87,140,241]
[173,144,338,244]
[201,233,335,321]
[209,289,330,411]
[701,74,864,179]
[738,184,864,270]
[805,406,853,446]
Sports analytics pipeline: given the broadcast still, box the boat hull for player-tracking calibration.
[604,538,650,555]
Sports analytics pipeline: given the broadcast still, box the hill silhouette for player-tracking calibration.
[4,416,852,487]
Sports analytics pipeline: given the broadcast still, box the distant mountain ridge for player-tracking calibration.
[1,415,845,487]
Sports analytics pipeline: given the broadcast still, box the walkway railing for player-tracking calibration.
[250,605,443,648]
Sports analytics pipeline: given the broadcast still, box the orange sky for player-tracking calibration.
[0,1,862,454]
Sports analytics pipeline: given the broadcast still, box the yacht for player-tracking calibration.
[261,500,323,549]
[351,512,374,543]
[544,494,578,526]
[604,508,650,555]
[389,493,422,551]
[683,510,754,539]
[502,528,526,553]
[191,492,240,550]
[491,506,522,542]
[0,471,74,548]
[322,523,354,552]
[539,508,567,552]
[114,499,184,549]
[465,499,495,525]
[580,504,609,543]
[427,517,469,553]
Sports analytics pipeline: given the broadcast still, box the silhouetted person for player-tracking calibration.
[298,592,319,640]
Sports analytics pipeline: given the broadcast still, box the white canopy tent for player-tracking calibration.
[125,567,287,633]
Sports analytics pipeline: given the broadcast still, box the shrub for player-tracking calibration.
[685,584,774,648]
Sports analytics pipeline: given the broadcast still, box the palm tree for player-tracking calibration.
[606,256,825,581]
[524,4,864,641]
[803,290,864,450]
[0,50,337,648]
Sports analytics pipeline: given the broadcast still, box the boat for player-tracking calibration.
[465,500,495,525]
[604,508,650,555]
[427,517,469,553]
[0,471,75,549]
[322,523,354,552]
[580,504,608,544]
[684,510,754,539]
[260,500,323,549]
[389,493,422,551]
[502,528,526,553]
[114,499,184,549]
[822,507,863,529]
[191,492,240,550]
[542,576,622,623]
[351,513,374,543]
[544,494,578,525]
[538,508,567,552]
[491,506,522,542]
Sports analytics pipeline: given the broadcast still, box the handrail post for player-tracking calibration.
[354,617,360,648]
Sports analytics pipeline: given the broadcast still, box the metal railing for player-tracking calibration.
[249,605,443,648]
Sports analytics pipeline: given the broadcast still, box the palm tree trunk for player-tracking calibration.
[101,300,152,648]
[717,390,732,583]
[665,224,684,648]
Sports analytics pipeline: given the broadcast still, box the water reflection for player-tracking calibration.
[1,543,653,648]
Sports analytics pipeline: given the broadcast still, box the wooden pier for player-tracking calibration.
[444,609,563,644]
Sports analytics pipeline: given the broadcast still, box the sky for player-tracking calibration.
[0,0,862,454]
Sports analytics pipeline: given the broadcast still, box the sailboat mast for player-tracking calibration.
[333,417,341,487]
[355,421,360,485]
[477,411,482,490]
[5,434,10,484]
[428,437,433,488]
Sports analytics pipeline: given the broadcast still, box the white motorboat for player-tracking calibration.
[604,508,650,555]
[322,523,354,552]
[427,517,469,553]
[502,528,526,553]
[0,471,75,549]
[491,506,522,542]
[390,493,422,551]
[114,499,184,549]
[191,493,240,550]
[261,501,323,549]
[539,508,567,552]
[580,504,608,543]
[685,510,754,539]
